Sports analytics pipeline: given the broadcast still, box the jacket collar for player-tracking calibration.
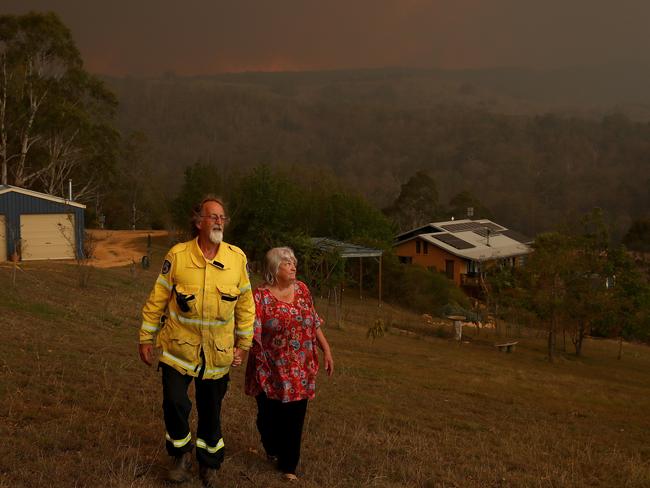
[189,237,230,270]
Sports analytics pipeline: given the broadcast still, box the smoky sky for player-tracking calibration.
[3,0,649,75]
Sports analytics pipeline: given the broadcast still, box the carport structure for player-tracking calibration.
[310,237,384,304]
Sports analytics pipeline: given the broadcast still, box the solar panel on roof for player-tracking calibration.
[440,222,482,233]
[432,233,475,249]
[500,229,532,244]
[440,221,505,233]
[473,227,502,238]
[482,222,504,231]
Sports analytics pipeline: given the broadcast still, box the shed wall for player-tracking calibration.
[0,191,84,260]
[0,215,6,261]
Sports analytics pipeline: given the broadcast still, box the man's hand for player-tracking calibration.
[231,347,246,367]
[138,343,154,366]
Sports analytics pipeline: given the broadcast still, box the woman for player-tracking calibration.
[245,247,334,481]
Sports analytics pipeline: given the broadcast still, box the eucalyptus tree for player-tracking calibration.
[623,219,650,253]
[383,171,443,232]
[0,12,117,198]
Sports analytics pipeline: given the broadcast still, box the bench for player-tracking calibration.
[495,341,518,353]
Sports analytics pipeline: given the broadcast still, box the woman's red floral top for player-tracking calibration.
[245,281,322,403]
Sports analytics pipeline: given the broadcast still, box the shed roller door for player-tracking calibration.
[0,215,6,261]
[21,214,76,260]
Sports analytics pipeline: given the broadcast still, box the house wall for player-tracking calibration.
[0,191,85,259]
[393,238,467,285]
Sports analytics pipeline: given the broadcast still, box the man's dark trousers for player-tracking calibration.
[161,363,229,469]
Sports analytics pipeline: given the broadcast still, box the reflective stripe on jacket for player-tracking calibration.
[139,237,255,379]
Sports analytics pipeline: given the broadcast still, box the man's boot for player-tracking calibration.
[167,452,192,483]
[199,465,219,488]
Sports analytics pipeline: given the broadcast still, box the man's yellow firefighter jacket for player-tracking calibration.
[139,237,255,379]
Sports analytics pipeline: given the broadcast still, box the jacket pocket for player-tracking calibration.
[216,284,241,321]
[207,336,234,369]
[174,284,200,318]
[163,335,201,372]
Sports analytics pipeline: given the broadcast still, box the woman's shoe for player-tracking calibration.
[283,473,298,482]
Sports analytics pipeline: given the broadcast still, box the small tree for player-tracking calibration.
[483,263,517,337]
[562,210,610,356]
[520,232,573,362]
[57,212,95,287]
[594,246,650,359]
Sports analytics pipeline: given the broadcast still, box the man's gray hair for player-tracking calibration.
[263,247,297,285]
[190,194,226,237]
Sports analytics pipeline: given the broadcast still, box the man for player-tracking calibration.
[138,195,254,487]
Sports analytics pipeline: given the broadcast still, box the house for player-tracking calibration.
[393,219,532,287]
[0,185,85,261]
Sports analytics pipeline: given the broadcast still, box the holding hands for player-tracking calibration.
[231,347,245,367]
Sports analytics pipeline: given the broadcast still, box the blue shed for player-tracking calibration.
[0,185,85,261]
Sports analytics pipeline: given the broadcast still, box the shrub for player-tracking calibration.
[380,251,469,315]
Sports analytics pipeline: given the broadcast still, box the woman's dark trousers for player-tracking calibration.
[255,392,308,474]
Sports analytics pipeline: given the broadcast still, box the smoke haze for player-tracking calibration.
[4,0,650,76]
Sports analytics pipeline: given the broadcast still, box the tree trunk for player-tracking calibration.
[617,335,623,360]
[547,316,556,362]
[574,322,586,357]
[1,57,8,186]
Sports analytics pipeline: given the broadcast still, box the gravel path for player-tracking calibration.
[87,229,168,268]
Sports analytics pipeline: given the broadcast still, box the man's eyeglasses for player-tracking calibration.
[201,214,229,223]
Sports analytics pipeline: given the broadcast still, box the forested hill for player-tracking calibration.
[106,67,650,239]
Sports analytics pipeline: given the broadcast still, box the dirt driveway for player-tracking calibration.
[87,229,169,268]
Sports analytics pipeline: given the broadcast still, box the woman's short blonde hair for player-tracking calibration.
[263,247,297,285]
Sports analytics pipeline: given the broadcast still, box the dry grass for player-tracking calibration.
[1,253,649,487]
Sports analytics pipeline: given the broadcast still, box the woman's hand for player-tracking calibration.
[323,351,334,376]
[315,327,334,376]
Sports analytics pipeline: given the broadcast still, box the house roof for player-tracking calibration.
[0,185,86,209]
[394,218,532,262]
[311,237,383,258]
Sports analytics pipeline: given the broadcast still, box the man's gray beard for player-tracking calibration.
[209,229,223,244]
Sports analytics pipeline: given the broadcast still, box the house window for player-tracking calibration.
[445,260,454,280]
[399,256,413,264]
[423,241,428,254]
[415,240,421,254]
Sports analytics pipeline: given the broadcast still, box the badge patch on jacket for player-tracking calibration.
[161,259,171,274]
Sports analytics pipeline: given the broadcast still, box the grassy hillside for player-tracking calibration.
[1,253,649,487]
